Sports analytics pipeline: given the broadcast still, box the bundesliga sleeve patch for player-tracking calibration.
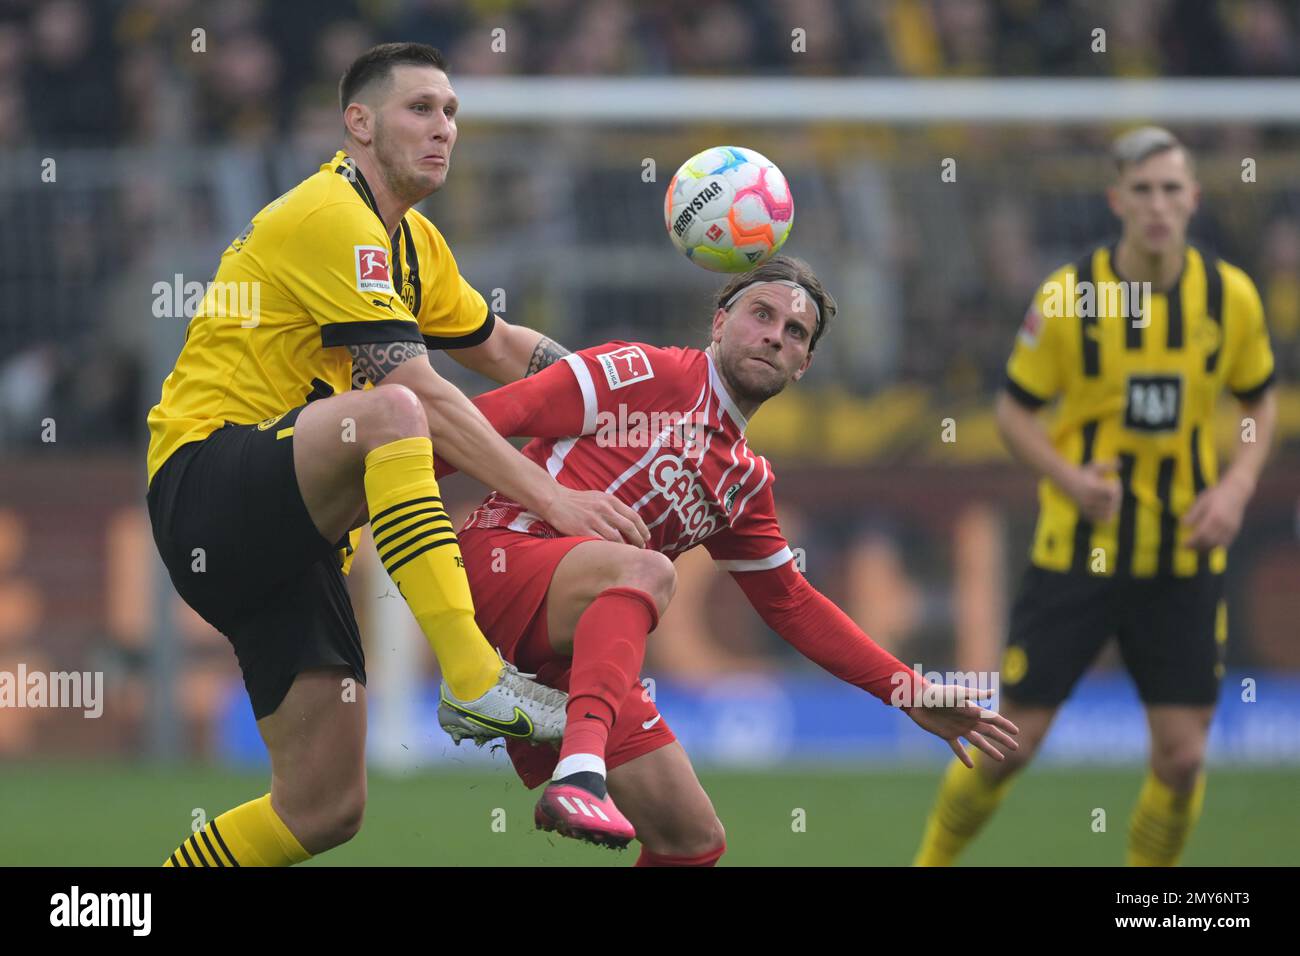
[596,345,655,390]
[354,245,393,293]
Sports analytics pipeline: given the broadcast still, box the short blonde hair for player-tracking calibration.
[1111,126,1194,174]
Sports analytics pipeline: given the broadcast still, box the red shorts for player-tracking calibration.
[460,526,676,789]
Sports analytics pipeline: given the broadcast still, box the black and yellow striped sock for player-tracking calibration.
[1127,770,1205,866]
[364,436,500,701]
[163,794,310,867]
[913,751,1015,866]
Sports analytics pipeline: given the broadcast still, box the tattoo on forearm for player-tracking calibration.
[347,340,428,387]
[526,336,571,376]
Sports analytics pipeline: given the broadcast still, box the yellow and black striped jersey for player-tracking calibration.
[1005,243,1275,578]
[146,150,492,484]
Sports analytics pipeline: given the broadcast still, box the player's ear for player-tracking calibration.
[344,102,374,146]
[1105,183,1122,218]
[792,348,813,382]
[710,307,728,343]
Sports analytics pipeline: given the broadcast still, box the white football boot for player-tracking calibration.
[438,655,567,747]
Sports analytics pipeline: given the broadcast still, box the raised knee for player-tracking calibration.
[653,817,727,862]
[702,817,727,858]
[292,785,365,853]
[322,788,366,849]
[366,384,427,446]
[612,549,676,613]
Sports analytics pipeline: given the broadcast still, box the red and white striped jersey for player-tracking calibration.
[463,342,793,571]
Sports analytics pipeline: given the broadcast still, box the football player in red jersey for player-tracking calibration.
[438,256,1020,862]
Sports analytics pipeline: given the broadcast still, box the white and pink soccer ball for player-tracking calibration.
[664,146,794,273]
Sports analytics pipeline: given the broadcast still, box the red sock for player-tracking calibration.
[558,587,658,766]
[635,841,726,867]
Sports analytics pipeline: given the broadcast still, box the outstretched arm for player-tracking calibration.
[431,354,587,477]
[730,562,1019,766]
[448,313,571,384]
[730,561,919,703]
[356,344,646,545]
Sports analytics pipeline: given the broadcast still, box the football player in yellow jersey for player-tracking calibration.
[915,128,1278,866]
[149,43,650,867]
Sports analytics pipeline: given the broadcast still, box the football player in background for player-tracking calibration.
[914,127,1277,866]
[437,255,1020,863]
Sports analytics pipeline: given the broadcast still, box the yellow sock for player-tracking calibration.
[162,794,310,867]
[1127,771,1205,866]
[913,751,1014,866]
[364,436,500,700]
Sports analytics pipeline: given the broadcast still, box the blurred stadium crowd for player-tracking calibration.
[0,0,1298,455]
[2,0,1299,760]
[6,0,1300,150]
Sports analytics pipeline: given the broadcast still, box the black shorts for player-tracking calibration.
[147,405,366,720]
[1001,565,1226,708]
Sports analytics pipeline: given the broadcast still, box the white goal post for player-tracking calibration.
[455,78,1300,123]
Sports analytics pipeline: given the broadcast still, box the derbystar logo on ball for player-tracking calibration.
[664,145,794,273]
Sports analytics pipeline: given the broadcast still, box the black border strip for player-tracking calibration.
[400,219,423,316]
[423,309,495,350]
[1204,253,1223,372]
[1155,456,1177,576]
[1189,425,1207,575]
[1003,373,1049,409]
[1232,369,1275,403]
[1115,452,1138,577]
[1077,250,1100,377]
[1069,420,1099,573]
[321,319,423,348]
[1166,273,1184,349]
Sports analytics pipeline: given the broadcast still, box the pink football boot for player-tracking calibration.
[535,774,636,849]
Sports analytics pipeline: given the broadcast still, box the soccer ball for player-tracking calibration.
[664,146,794,273]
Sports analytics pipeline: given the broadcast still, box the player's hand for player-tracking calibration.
[1183,472,1251,551]
[541,487,650,547]
[1063,459,1121,523]
[902,684,1020,768]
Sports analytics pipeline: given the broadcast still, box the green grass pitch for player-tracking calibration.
[2,762,1295,866]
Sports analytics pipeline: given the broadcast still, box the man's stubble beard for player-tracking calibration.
[716,342,790,406]
[374,122,442,206]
